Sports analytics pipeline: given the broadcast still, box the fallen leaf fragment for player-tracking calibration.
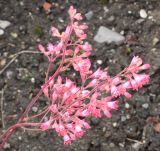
[147,116,160,133]
[43,2,52,11]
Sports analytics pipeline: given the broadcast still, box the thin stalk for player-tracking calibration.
[0,25,73,150]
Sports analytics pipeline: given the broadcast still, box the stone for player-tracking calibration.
[4,142,10,149]
[94,26,125,44]
[142,103,149,109]
[31,77,35,83]
[125,103,130,109]
[113,122,118,127]
[97,60,103,65]
[108,15,115,22]
[6,70,14,79]
[0,29,4,35]
[132,142,142,151]
[85,11,93,20]
[32,106,38,112]
[153,37,159,46]
[0,58,6,67]
[139,9,147,18]
[0,20,11,29]
[10,32,18,38]
[121,116,126,122]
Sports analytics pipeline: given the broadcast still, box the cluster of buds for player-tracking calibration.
[0,6,150,148]
[37,6,150,144]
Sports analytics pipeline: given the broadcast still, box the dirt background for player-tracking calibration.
[0,0,160,151]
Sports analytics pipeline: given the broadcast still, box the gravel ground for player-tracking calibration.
[0,0,160,151]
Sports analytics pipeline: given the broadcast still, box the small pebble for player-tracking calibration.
[6,70,14,79]
[109,142,115,147]
[120,30,124,35]
[10,32,18,38]
[0,58,6,67]
[18,136,22,140]
[97,60,103,65]
[19,1,24,6]
[132,142,142,151]
[148,16,153,19]
[32,106,38,112]
[4,142,10,149]
[140,9,147,18]
[0,29,4,35]
[153,37,159,46]
[121,116,126,122]
[113,122,117,127]
[0,20,11,29]
[103,6,109,13]
[125,103,130,109]
[85,11,93,20]
[58,17,64,23]
[142,103,149,109]
[126,114,131,119]
[119,142,125,148]
[31,77,35,83]
[108,16,115,22]
[128,10,132,14]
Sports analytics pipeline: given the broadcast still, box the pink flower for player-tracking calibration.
[63,135,72,145]
[74,13,83,20]
[124,92,132,99]
[51,26,61,37]
[80,90,90,98]
[76,109,90,117]
[65,49,73,56]
[89,107,101,118]
[130,56,143,67]
[86,79,99,88]
[81,120,91,129]
[138,64,150,70]
[110,85,121,97]
[122,81,132,89]
[38,44,49,56]
[68,6,77,19]
[55,124,66,136]
[50,104,58,113]
[74,125,84,137]
[47,43,55,55]
[80,43,92,51]
[70,86,79,94]
[73,58,91,72]
[40,121,51,131]
[64,25,72,37]
[107,101,119,110]
[42,86,49,98]
[111,77,121,85]
[65,79,74,88]
[103,109,112,118]
[133,73,150,88]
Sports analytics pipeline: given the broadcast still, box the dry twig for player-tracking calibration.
[0,89,5,128]
[0,50,41,75]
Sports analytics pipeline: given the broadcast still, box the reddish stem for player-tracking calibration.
[0,25,73,150]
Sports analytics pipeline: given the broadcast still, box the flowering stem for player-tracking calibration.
[0,25,73,150]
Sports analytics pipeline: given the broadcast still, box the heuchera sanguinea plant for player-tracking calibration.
[0,6,150,148]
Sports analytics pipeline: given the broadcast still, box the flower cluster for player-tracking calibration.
[0,6,150,148]
[37,6,150,144]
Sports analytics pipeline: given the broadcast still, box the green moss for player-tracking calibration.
[99,0,109,5]
[34,25,43,37]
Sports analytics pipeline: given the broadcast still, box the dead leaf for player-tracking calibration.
[154,123,160,133]
[147,116,160,133]
[43,2,52,11]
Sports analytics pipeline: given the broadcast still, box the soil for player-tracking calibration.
[0,0,160,151]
